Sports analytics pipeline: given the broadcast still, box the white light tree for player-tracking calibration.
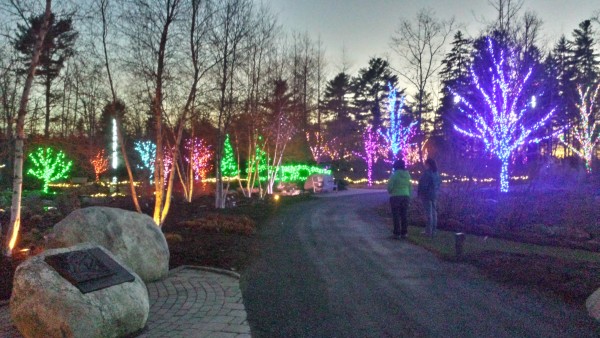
[453,37,559,192]
[379,83,417,162]
[559,84,600,173]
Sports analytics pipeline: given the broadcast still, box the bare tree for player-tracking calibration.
[96,0,142,212]
[488,0,524,36]
[390,8,455,159]
[4,0,52,256]
[210,0,253,208]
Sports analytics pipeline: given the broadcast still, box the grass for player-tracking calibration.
[406,227,600,263]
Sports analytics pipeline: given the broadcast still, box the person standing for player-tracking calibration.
[387,159,412,239]
[418,158,441,237]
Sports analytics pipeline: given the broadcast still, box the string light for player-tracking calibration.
[220,134,237,178]
[185,137,213,181]
[379,83,417,161]
[134,140,156,182]
[90,149,109,182]
[558,84,600,173]
[354,125,384,186]
[453,37,561,192]
[27,147,73,194]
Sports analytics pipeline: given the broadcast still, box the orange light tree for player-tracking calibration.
[90,149,109,182]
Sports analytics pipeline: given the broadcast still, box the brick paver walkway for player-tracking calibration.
[0,266,251,338]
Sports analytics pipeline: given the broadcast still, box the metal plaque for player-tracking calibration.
[45,247,135,294]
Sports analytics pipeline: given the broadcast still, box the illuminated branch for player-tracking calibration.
[27,147,73,194]
[90,149,109,182]
[379,83,417,162]
[559,84,600,173]
[354,125,385,186]
[220,134,237,178]
[185,137,213,181]
[134,140,156,183]
[453,37,560,192]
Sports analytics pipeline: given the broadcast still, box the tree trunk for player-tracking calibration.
[4,0,52,257]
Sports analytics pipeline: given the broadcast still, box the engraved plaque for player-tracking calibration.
[45,247,135,294]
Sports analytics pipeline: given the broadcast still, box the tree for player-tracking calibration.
[5,0,52,257]
[379,83,417,162]
[390,8,455,157]
[27,146,73,194]
[211,0,253,208]
[90,149,109,182]
[96,0,142,212]
[453,37,559,192]
[353,58,398,130]
[559,84,600,173]
[221,134,238,178]
[354,125,385,187]
[570,20,599,89]
[262,79,297,194]
[14,11,77,138]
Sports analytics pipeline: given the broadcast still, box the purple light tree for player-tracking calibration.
[453,38,559,192]
[379,83,417,162]
[354,125,385,186]
[559,84,600,173]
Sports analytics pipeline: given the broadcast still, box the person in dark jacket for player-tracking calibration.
[387,159,412,239]
[418,158,441,237]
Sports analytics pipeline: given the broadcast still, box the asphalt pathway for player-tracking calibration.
[240,190,600,337]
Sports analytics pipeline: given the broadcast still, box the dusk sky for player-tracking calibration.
[268,0,600,72]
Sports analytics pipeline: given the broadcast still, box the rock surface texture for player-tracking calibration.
[48,206,169,282]
[587,288,600,321]
[10,244,149,338]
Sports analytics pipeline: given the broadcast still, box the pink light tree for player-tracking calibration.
[354,125,386,186]
[559,84,600,173]
[453,37,560,192]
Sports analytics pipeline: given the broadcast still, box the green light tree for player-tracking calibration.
[27,147,73,194]
[221,134,238,178]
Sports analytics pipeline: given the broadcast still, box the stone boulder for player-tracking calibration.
[48,207,169,282]
[586,288,600,321]
[10,244,149,338]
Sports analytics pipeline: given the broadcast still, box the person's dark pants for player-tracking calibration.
[390,195,409,236]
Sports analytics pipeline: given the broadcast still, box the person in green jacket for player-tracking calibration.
[387,159,412,239]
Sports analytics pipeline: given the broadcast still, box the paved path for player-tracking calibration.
[0,266,251,338]
[241,191,600,337]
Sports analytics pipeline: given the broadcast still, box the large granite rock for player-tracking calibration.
[48,207,169,282]
[586,288,600,321]
[10,244,149,338]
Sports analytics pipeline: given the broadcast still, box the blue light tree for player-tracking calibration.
[379,83,417,162]
[134,140,156,182]
[453,38,560,192]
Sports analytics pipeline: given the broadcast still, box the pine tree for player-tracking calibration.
[570,20,600,88]
[14,12,78,138]
[352,58,399,130]
[437,31,472,143]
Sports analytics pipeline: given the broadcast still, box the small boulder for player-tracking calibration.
[48,207,169,282]
[10,244,149,338]
[586,288,600,321]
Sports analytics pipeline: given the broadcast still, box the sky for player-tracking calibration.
[267,0,600,73]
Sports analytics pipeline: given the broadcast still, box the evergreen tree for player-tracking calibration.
[14,12,78,138]
[437,31,472,141]
[570,20,600,88]
[544,36,578,154]
[352,58,399,130]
